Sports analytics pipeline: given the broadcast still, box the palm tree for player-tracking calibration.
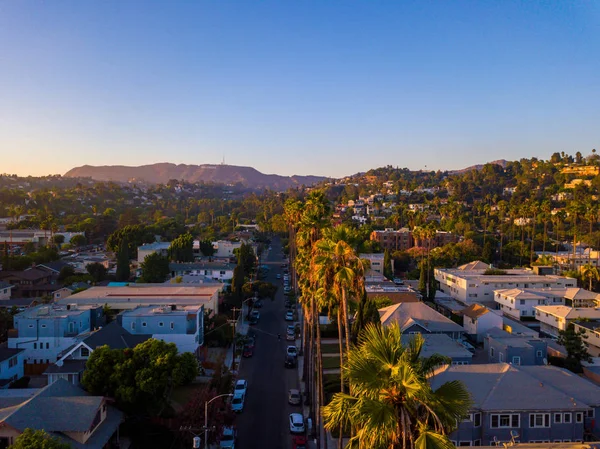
[541,201,551,254]
[323,323,471,449]
[581,264,600,291]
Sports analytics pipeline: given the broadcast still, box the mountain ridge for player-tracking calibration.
[64,163,328,190]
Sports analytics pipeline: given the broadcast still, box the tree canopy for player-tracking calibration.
[9,429,71,449]
[139,252,170,283]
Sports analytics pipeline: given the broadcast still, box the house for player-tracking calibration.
[169,262,235,282]
[435,261,576,305]
[0,379,122,448]
[360,253,385,278]
[534,306,600,337]
[0,268,58,298]
[0,348,25,388]
[118,304,204,355]
[45,321,151,385]
[379,302,465,340]
[37,260,75,276]
[60,283,223,315]
[484,328,548,365]
[211,240,242,258]
[572,320,600,357]
[402,333,472,365]
[0,282,13,300]
[462,304,503,343]
[430,363,600,445]
[8,304,104,365]
[494,288,565,320]
[564,288,600,308]
[137,242,171,264]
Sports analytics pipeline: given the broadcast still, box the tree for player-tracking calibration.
[51,234,65,247]
[323,323,471,449]
[86,262,107,283]
[418,261,427,299]
[169,233,194,262]
[9,428,71,449]
[581,264,600,291]
[383,248,393,280]
[237,243,256,275]
[557,323,592,373]
[82,339,198,415]
[57,265,76,282]
[139,252,170,283]
[115,236,131,282]
[70,234,87,247]
[231,265,245,301]
[199,239,215,257]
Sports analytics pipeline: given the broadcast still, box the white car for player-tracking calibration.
[288,389,302,405]
[287,346,298,358]
[289,413,305,434]
[220,426,236,449]
[285,311,294,321]
[234,379,247,396]
[286,325,296,341]
[231,392,245,413]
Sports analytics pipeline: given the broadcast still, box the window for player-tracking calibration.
[46,342,49,349]
[33,343,37,349]
[131,322,136,330]
[81,347,90,357]
[490,348,495,357]
[564,413,572,424]
[142,322,147,327]
[170,322,174,330]
[8,357,17,368]
[28,324,33,329]
[536,350,543,357]
[499,353,504,362]
[520,299,526,305]
[512,356,521,365]
[491,414,519,428]
[474,440,481,446]
[529,413,550,428]
[474,412,481,427]
[554,413,562,424]
[587,409,595,418]
[576,412,584,423]
[458,442,472,446]
[41,324,46,328]
[158,322,164,327]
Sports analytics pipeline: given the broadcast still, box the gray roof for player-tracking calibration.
[37,261,73,274]
[379,302,465,334]
[0,281,14,290]
[401,334,473,360]
[44,359,87,375]
[0,347,24,363]
[430,364,593,412]
[83,320,151,349]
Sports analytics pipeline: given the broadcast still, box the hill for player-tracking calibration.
[449,159,509,174]
[64,163,328,190]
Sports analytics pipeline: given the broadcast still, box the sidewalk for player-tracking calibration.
[223,306,250,373]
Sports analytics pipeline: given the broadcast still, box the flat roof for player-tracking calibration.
[16,304,98,319]
[122,305,201,317]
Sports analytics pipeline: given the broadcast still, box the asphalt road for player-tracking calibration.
[236,237,301,449]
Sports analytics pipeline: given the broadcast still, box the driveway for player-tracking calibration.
[235,236,302,449]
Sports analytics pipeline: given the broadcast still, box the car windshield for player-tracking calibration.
[232,397,242,404]
[222,434,234,441]
[235,384,244,390]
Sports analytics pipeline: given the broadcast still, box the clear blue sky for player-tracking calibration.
[1,1,598,178]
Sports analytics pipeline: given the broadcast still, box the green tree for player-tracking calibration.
[51,234,65,247]
[231,265,245,301]
[115,236,130,282]
[82,339,198,415]
[581,264,600,291]
[57,265,76,282]
[199,239,215,257]
[70,234,87,247]
[86,262,107,283]
[557,323,592,373]
[139,252,170,283]
[9,428,71,449]
[383,248,393,280]
[323,323,471,449]
[169,233,194,262]
[418,262,427,299]
[236,243,256,275]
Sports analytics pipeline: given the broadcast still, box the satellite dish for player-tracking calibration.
[543,358,548,365]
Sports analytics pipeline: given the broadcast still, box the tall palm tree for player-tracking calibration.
[581,264,600,291]
[541,200,551,254]
[323,323,471,449]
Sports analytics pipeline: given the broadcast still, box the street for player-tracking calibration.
[235,236,302,449]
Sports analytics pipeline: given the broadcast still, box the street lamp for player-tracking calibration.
[205,393,233,449]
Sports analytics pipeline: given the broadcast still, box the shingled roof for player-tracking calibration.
[82,320,151,350]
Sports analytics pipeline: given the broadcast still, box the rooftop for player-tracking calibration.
[122,304,201,317]
[535,305,600,319]
[379,302,465,334]
[0,348,24,363]
[138,242,171,251]
[0,281,14,290]
[462,303,492,319]
[16,304,98,319]
[401,334,472,359]
[169,261,236,271]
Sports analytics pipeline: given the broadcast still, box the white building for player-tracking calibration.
[534,305,600,337]
[137,242,171,264]
[461,304,503,343]
[494,288,565,320]
[0,282,14,300]
[360,253,385,278]
[435,261,576,305]
[212,240,242,258]
[169,262,235,282]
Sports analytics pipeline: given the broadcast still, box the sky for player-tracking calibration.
[0,1,599,178]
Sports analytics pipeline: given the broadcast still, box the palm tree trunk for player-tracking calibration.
[336,307,344,393]
[573,215,577,271]
[543,220,547,254]
[341,289,351,357]
[315,303,326,449]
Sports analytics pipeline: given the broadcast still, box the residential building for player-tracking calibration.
[36,260,75,276]
[435,261,576,305]
[0,348,25,388]
[494,289,565,320]
[61,283,223,315]
[379,302,465,340]
[169,262,235,281]
[119,304,204,355]
[430,363,600,445]
[484,328,548,365]
[137,241,171,264]
[8,304,104,365]
[462,304,503,343]
[535,306,600,337]
[573,320,600,357]
[360,253,385,277]
[402,334,473,365]
[0,268,58,298]
[0,379,122,448]
[365,280,421,303]
[370,228,413,252]
[212,240,242,258]
[0,282,13,300]
[46,321,151,385]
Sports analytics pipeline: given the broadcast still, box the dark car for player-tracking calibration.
[249,310,260,325]
[243,345,254,358]
[245,336,256,349]
[253,299,263,308]
[284,355,296,368]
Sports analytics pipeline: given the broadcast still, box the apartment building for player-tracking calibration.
[462,304,503,343]
[119,304,204,355]
[430,363,600,445]
[435,261,576,305]
[8,304,104,364]
[484,329,548,366]
[169,261,235,281]
[573,320,600,357]
[494,289,565,320]
[534,306,600,338]
[137,241,171,264]
[360,253,385,277]
[370,228,413,252]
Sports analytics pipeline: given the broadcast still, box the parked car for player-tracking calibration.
[284,355,296,368]
[234,379,247,396]
[289,413,305,434]
[231,392,245,413]
[292,435,307,449]
[245,336,256,349]
[220,426,237,449]
[249,310,260,325]
[288,389,302,405]
[287,346,298,358]
[276,273,282,279]
[253,299,263,308]
[285,311,294,321]
[243,345,254,357]
[286,325,296,341]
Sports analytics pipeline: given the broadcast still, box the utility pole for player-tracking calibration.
[229,307,241,365]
